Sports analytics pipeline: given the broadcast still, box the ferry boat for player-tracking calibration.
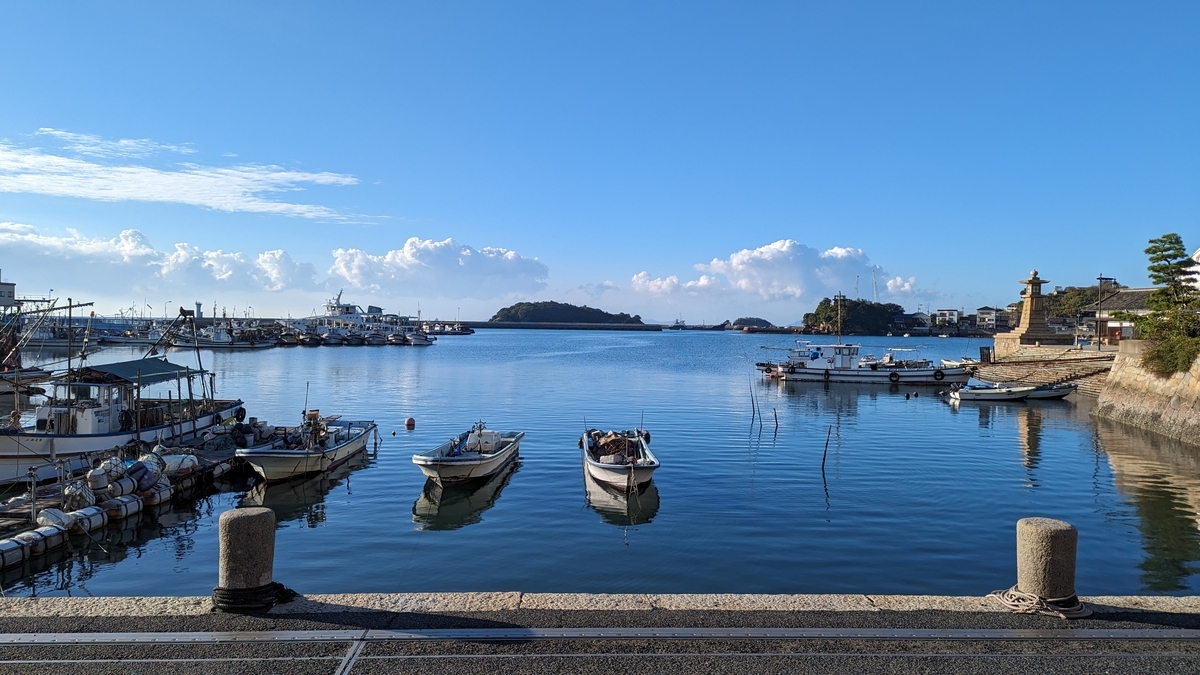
[756,341,971,385]
[0,357,245,484]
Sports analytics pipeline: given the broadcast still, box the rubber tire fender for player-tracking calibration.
[889,371,900,383]
[823,370,831,382]
[235,407,247,422]
[934,369,945,381]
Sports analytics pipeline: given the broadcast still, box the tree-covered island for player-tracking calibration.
[490,301,644,324]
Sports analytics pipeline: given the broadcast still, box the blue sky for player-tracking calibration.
[1,2,1197,323]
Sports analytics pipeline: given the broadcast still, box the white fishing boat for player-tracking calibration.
[1024,383,1077,400]
[757,342,971,385]
[405,330,436,347]
[0,357,245,484]
[949,383,1037,402]
[236,411,377,483]
[580,428,659,489]
[411,422,523,484]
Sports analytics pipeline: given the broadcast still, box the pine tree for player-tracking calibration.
[1145,233,1199,310]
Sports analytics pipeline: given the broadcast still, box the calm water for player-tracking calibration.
[5,330,1200,597]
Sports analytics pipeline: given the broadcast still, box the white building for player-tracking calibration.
[935,308,960,326]
[0,270,14,308]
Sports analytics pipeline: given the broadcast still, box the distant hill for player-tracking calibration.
[490,301,644,324]
[732,317,773,328]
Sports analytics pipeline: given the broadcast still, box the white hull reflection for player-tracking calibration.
[412,459,519,530]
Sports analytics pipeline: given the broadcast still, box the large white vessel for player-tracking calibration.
[0,357,245,484]
[756,341,971,385]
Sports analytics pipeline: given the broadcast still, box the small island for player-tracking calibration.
[490,301,644,325]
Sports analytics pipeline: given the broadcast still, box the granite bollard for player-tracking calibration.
[1016,517,1078,603]
[212,507,295,612]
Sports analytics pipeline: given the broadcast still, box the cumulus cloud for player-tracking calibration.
[327,237,548,298]
[0,224,317,293]
[632,239,917,301]
[36,128,195,158]
[886,276,917,294]
[0,130,357,219]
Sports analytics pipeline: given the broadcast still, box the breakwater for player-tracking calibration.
[974,345,1115,396]
[463,321,662,331]
[1094,340,1200,447]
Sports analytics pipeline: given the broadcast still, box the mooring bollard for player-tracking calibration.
[212,507,296,612]
[990,517,1091,618]
[1016,517,1078,602]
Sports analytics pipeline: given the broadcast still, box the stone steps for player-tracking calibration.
[975,347,1115,396]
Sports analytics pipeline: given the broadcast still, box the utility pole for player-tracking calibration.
[1096,274,1114,350]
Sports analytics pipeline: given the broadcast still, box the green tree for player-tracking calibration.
[1144,233,1199,310]
[1120,234,1200,374]
[802,299,905,335]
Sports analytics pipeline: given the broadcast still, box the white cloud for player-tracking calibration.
[327,237,548,298]
[36,128,195,158]
[0,130,357,220]
[577,280,619,300]
[256,250,319,291]
[632,239,916,302]
[886,276,917,294]
[0,221,37,234]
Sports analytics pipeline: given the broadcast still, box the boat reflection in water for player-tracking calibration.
[412,459,519,531]
[240,451,371,528]
[583,468,660,527]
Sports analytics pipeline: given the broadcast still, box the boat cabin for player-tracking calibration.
[787,343,860,370]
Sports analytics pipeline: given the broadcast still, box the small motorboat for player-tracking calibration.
[411,422,523,484]
[1024,383,1077,400]
[236,410,377,483]
[949,383,1037,402]
[580,428,659,489]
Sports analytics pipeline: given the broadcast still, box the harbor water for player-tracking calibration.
[5,330,1200,597]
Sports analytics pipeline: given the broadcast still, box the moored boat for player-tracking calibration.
[411,422,523,484]
[1024,383,1078,400]
[580,428,659,489]
[236,411,377,483]
[757,341,971,385]
[0,357,245,483]
[949,383,1037,402]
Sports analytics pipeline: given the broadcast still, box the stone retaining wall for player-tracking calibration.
[1094,340,1200,447]
[974,346,1115,397]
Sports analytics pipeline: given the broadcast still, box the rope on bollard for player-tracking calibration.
[987,585,1093,620]
[212,582,298,613]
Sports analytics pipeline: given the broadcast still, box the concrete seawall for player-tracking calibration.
[1094,340,1200,447]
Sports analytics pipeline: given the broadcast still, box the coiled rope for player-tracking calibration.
[212,582,298,614]
[987,585,1092,619]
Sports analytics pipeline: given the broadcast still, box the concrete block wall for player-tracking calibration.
[1093,340,1200,447]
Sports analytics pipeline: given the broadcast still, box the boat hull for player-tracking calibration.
[584,459,657,488]
[0,400,244,484]
[951,386,1036,402]
[412,436,521,483]
[237,422,376,483]
[761,365,970,385]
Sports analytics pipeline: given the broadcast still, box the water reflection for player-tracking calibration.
[1095,419,1200,592]
[240,451,370,528]
[1,495,221,595]
[411,459,519,531]
[583,468,660,527]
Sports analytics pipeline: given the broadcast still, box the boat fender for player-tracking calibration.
[933,369,945,381]
[235,407,247,422]
[889,371,900,383]
[870,363,878,371]
[823,370,831,381]
[787,366,795,374]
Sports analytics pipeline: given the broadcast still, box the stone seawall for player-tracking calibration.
[1094,340,1200,447]
[974,345,1115,397]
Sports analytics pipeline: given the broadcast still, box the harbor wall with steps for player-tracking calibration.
[974,345,1115,397]
[1094,340,1200,447]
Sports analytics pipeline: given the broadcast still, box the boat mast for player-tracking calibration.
[834,292,845,346]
